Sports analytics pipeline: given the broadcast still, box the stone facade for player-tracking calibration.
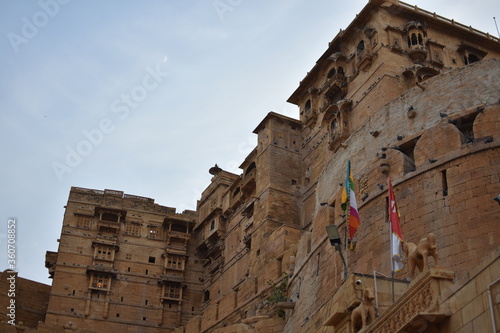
[43,188,201,332]
[6,0,500,332]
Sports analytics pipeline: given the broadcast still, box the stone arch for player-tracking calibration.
[413,122,463,167]
[473,104,500,139]
[321,100,351,152]
[327,68,336,78]
[415,67,440,82]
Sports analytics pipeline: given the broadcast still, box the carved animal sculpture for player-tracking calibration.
[402,233,439,278]
[351,287,376,333]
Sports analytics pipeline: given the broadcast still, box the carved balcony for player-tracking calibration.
[45,251,58,278]
[357,50,373,71]
[167,230,190,240]
[85,265,118,276]
[303,107,318,128]
[205,256,223,275]
[241,168,256,195]
[367,268,453,332]
[97,220,120,230]
[158,273,185,284]
[95,234,118,245]
[230,188,244,210]
[408,46,428,63]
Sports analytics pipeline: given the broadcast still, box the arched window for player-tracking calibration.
[357,40,365,55]
[337,66,344,75]
[418,33,423,45]
[411,33,417,46]
[331,119,338,134]
[305,99,311,111]
[327,68,336,78]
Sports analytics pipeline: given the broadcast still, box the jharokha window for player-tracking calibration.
[90,273,111,290]
[163,283,181,300]
[125,223,140,236]
[94,245,115,261]
[75,214,92,229]
[166,255,184,270]
[147,225,163,240]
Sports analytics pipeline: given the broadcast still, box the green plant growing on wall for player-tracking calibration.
[266,273,288,318]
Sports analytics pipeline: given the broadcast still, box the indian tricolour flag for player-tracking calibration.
[341,160,360,242]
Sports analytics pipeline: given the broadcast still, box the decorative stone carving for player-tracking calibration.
[351,287,376,332]
[368,268,454,333]
[403,233,439,278]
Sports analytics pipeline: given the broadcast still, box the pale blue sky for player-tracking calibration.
[1,0,499,285]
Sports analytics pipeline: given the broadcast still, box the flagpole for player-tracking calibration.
[390,215,395,303]
[388,176,394,303]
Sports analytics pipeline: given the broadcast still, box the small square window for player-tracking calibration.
[148,256,156,263]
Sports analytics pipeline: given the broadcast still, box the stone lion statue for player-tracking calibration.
[351,287,376,332]
[402,232,439,278]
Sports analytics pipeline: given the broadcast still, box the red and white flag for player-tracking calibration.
[388,177,404,272]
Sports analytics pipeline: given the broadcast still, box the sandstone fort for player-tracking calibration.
[2,0,500,332]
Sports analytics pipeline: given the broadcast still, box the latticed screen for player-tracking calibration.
[126,223,140,236]
[91,274,110,289]
[148,226,163,239]
[76,215,92,228]
[165,283,181,299]
[166,255,183,270]
[95,245,114,260]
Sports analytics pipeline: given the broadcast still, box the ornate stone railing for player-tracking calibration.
[366,268,454,333]
[168,230,190,239]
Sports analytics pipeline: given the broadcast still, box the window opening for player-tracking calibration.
[357,40,365,55]
[411,33,417,45]
[466,54,480,64]
[398,137,419,174]
[453,112,478,143]
[305,99,311,112]
[102,213,118,222]
[171,223,186,233]
[441,170,448,197]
